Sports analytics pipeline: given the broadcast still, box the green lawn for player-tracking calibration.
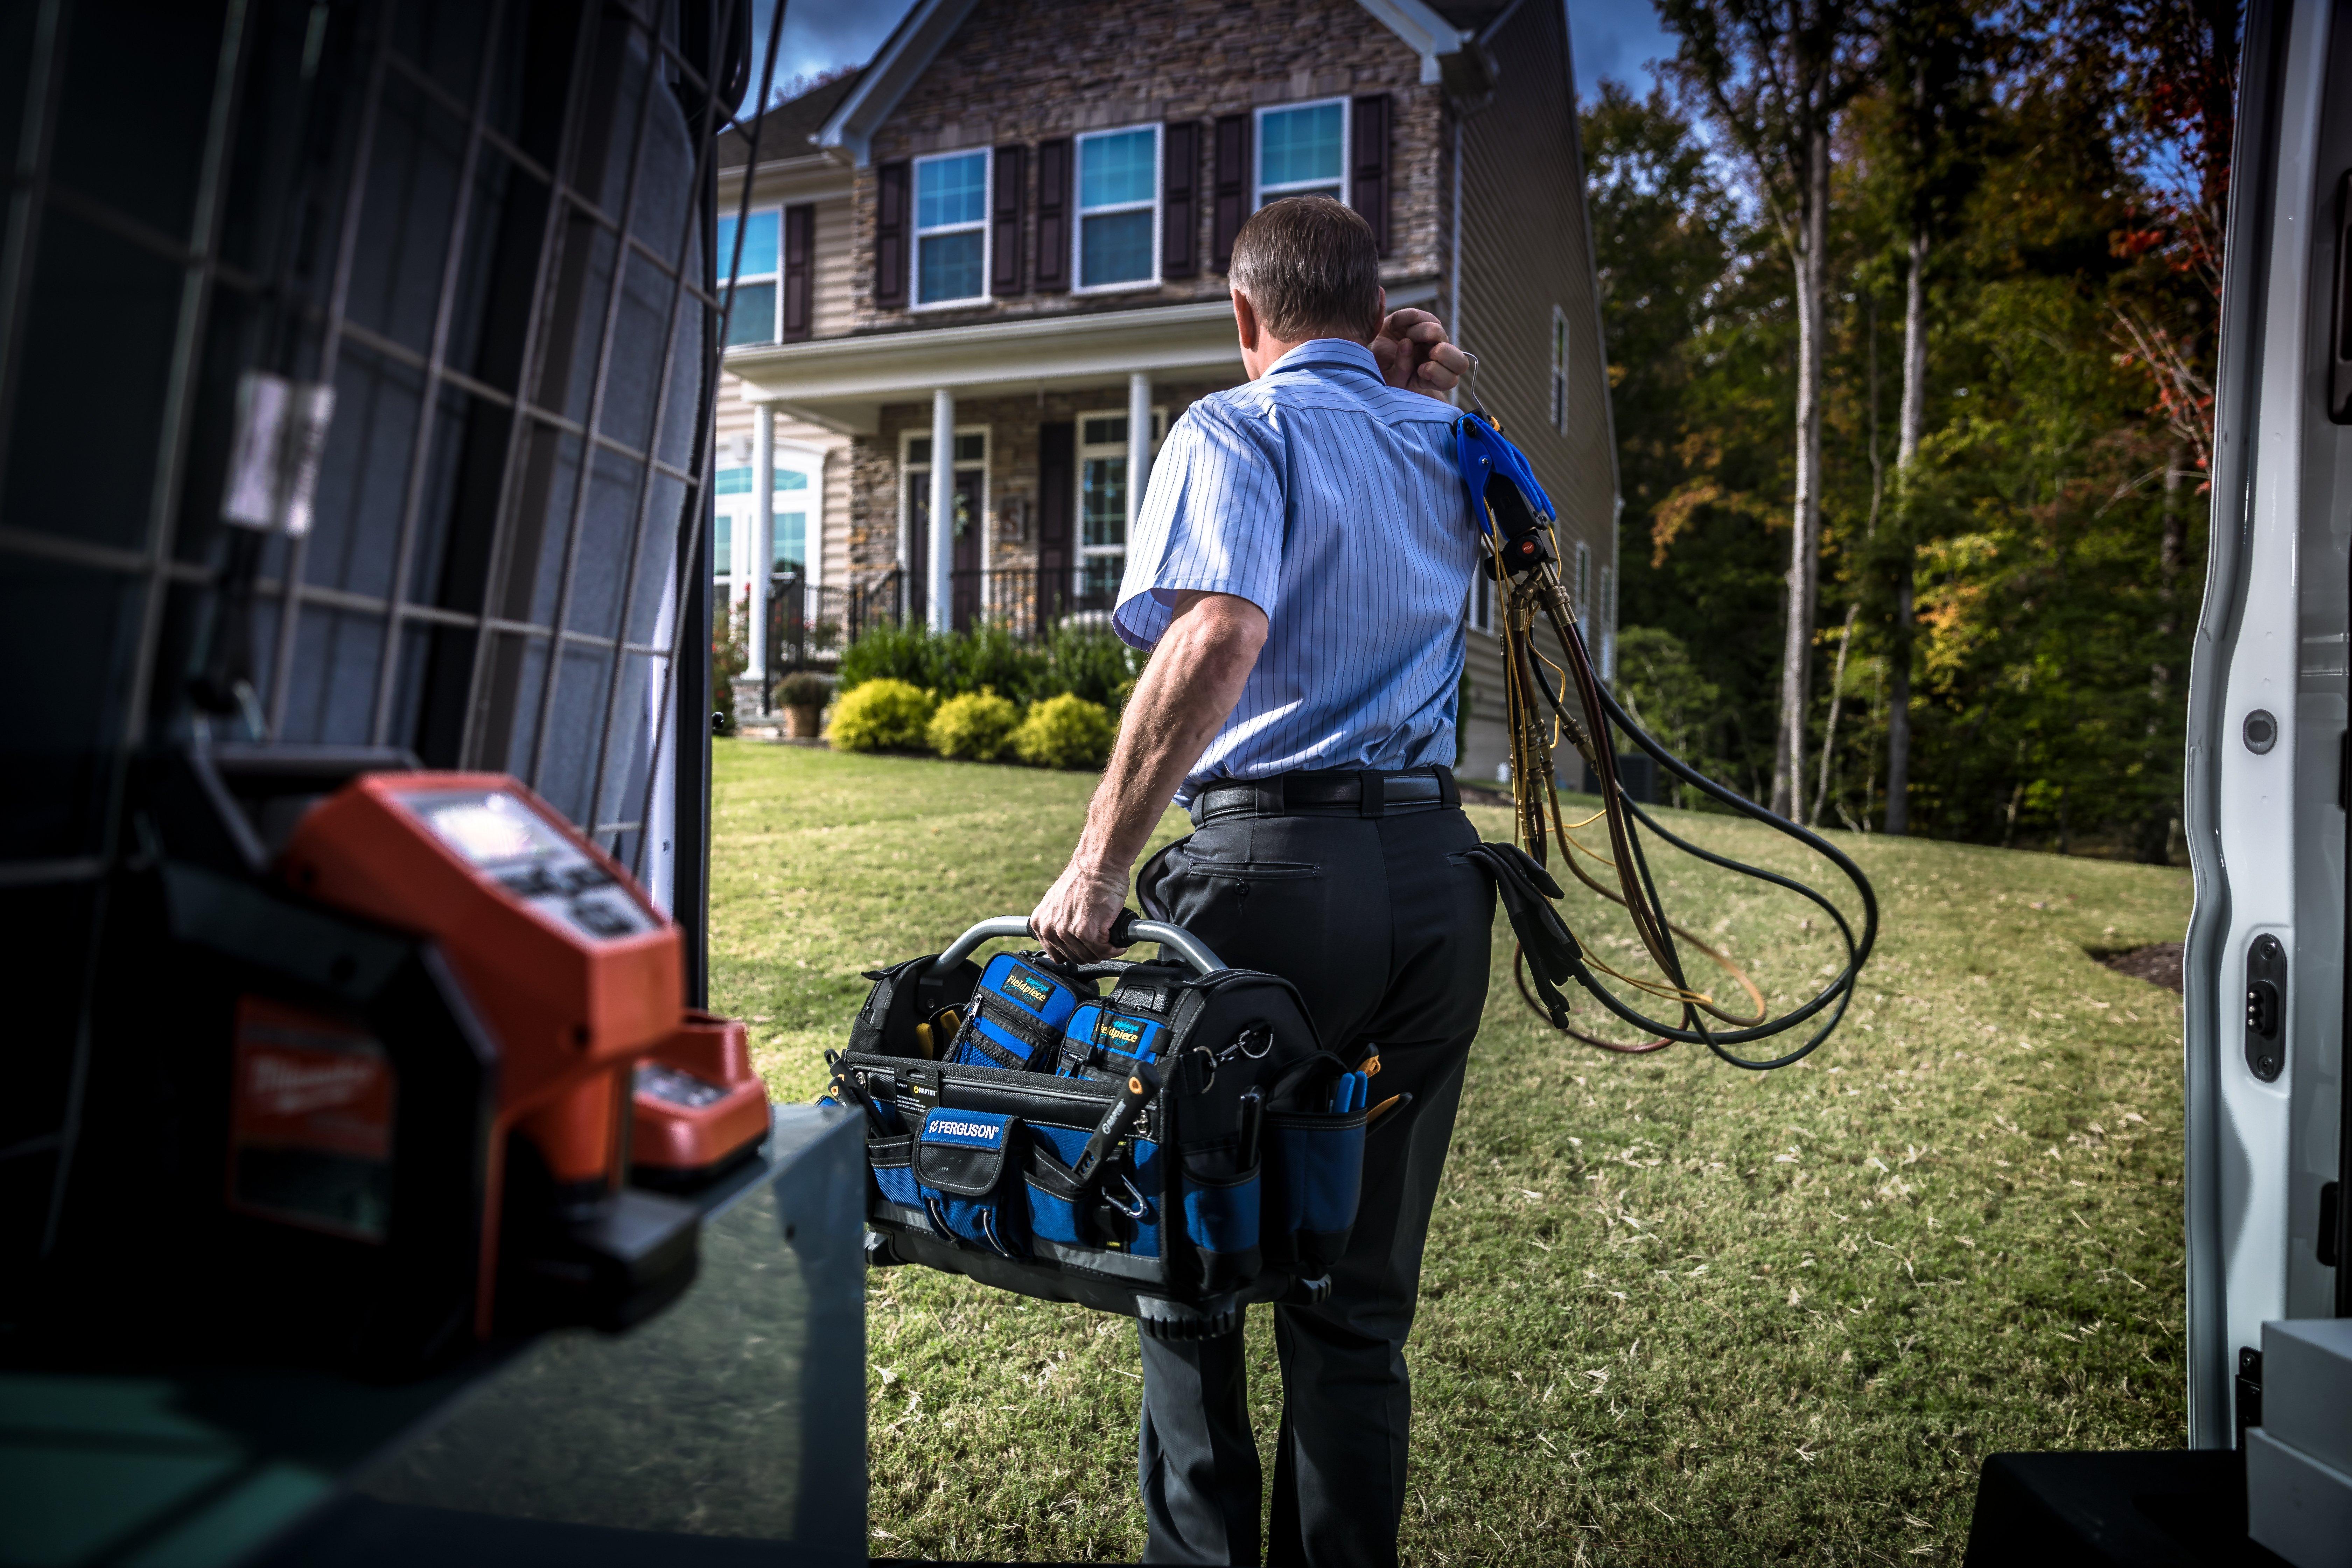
[708,740,2192,1566]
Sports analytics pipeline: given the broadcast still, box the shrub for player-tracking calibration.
[1039,622,1144,708]
[836,621,945,694]
[828,678,935,753]
[1013,693,1118,771]
[928,690,1021,761]
[774,671,832,709]
[936,622,1044,703]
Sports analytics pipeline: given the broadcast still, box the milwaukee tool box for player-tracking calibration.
[827,914,1376,1338]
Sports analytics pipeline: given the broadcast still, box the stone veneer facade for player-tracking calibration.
[847,0,1446,333]
[834,0,1453,591]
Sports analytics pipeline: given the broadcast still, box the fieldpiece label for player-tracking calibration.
[1104,1016,1147,1049]
[1002,967,1056,1009]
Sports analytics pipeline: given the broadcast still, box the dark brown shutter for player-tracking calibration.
[874,159,909,308]
[1037,420,1075,620]
[782,203,815,340]
[1350,94,1391,255]
[1162,121,1199,279]
[1033,138,1071,292]
[1211,113,1250,271]
[990,144,1026,295]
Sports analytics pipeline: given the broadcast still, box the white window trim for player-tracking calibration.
[1074,407,1163,595]
[1572,539,1592,622]
[1254,96,1351,211]
[1550,304,1571,435]
[710,443,823,584]
[897,425,993,613]
[1071,123,1163,296]
[720,205,782,345]
[911,147,992,312]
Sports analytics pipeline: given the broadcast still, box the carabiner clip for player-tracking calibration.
[1108,1171,1150,1220]
[1218,1027,1273,1063]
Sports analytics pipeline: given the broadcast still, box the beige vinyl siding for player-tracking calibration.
[1447,0,1614,784]
[1452,0,1613,602]
[810,194,853,338]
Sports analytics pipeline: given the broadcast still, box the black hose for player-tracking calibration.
[1555,681,1877,1068]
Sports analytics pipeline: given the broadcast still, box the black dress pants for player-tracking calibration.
[1131,790,1495,1567]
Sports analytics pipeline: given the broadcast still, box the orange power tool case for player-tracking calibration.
[282,774,717,1336]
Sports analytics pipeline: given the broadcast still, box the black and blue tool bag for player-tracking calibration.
[827,912,1372,1338]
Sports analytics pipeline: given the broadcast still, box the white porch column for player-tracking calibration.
[740,403,775,715]
[929,387,954,633]
[1126,372,1152,544]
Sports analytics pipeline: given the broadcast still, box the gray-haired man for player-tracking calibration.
[1034,197,1494,1568]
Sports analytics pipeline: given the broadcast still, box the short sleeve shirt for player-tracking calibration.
[1112,338,1478,804]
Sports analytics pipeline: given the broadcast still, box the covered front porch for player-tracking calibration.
[723,300,1249,651]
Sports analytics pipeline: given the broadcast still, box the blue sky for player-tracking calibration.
[751,0,1671,112]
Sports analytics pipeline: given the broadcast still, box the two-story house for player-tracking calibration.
[712,0,1617,780]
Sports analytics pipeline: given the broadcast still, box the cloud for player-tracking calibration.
[1566,0,1674,100]
[748,0,921,104]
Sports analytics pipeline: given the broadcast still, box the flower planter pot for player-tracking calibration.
[784,704,823,740]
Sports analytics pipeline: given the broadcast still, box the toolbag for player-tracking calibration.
[826,913,1372,1339]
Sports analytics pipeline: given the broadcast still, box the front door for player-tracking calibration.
[907,466,983,629]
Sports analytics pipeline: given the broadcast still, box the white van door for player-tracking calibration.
[2183,0,2352,1450]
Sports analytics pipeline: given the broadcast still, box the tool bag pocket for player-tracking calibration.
[950,954,1080,1071]
[867,1131,922,1211]
[1266,1111,1366,1268]
[1058,1001,1170,1078]
[914,1108,1026,1255]
[1179,1148,1261,1292]
[1023,1122,1165,1255]
[852,953,980,1058]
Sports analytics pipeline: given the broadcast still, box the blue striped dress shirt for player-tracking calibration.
[1113,337,1478,804]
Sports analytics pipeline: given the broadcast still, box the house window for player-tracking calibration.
[717,209,779,345]
[1256,99,1345,206]
[1077,410,1163,601]
[1550,306,1570,434]
[915,149,989,307]
[711,460,818,583]
[1075,126,1160,290]
[1572,539,1592,622]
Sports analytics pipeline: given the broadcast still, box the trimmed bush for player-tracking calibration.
[1013,693,1118,771]
[1038,622,1145,708]
[927,690,1021,761]
[828,679,935,753]
[836,621,945,694]
[936,623,1044,703]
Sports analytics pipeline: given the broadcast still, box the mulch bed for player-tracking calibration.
[2093,941,2183,992]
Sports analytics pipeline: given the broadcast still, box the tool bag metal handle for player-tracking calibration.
[931,911,1227,977]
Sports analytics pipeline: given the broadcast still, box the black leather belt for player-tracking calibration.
[1189,766,1461,825]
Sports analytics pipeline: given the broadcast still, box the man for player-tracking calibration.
[1031,197,1498,1568]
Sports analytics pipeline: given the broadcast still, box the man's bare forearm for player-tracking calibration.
[1071,594,1266,877]
[1031,592,1266,962]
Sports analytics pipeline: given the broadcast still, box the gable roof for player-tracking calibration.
[717,69,865,173]
[815,0,1485,166]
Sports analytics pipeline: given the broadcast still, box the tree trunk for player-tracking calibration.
[1811,603,1861,826]
[1772,120,1831,819]
[2135,445,2189,863]
[1884,223,1928,835]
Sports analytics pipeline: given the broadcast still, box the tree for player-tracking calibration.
[1875,0,1989,833]
[1659,0,1882,818]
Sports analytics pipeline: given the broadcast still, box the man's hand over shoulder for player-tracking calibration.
[1373,308,1471,400]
